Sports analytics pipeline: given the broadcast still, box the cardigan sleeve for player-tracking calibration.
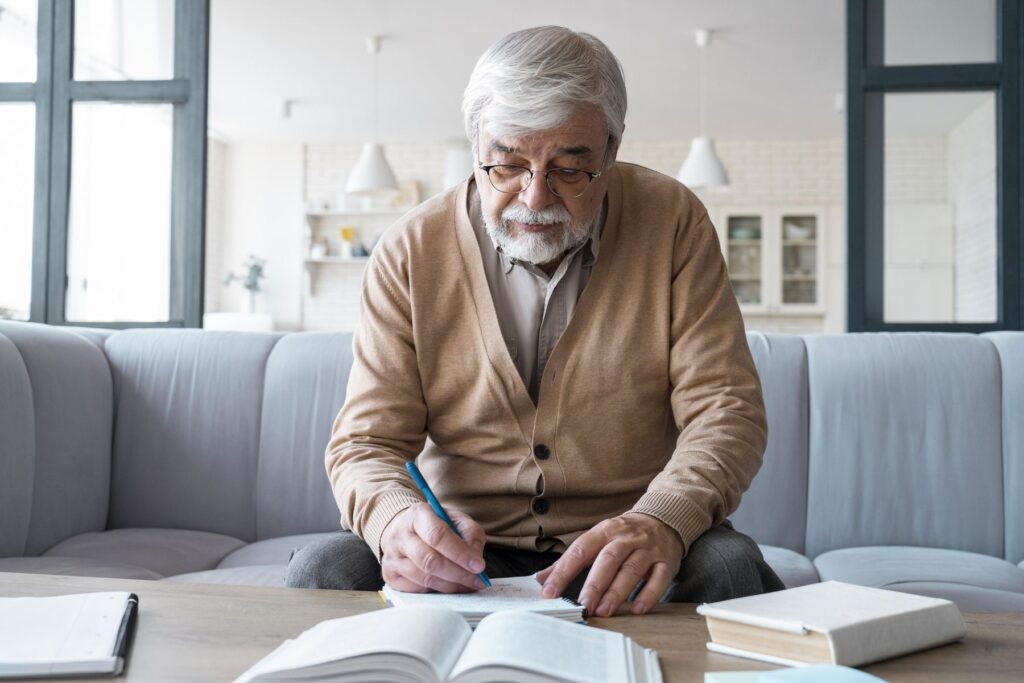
[629,210,768,555]
[325,245,427,561]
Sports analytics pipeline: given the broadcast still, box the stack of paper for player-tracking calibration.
[381,575,584,626]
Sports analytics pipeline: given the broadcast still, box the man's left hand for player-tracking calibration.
[535,513,683,617]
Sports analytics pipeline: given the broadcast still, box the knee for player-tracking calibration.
[669,525,784,602]
[285,532,382,591]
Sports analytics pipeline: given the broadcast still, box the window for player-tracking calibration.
[847,0,1021,331]
[0,0,208,328]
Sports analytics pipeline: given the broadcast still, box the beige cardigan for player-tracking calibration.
[326,162,767,560]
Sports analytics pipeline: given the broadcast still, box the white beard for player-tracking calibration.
[485,203,592,266]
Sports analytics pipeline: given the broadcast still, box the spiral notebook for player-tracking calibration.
[380,575,585,626]
[0,591,138,678]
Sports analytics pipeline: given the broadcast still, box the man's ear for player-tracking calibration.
[605,133,620,169]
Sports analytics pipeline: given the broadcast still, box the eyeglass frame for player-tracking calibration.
[477,162,603,199]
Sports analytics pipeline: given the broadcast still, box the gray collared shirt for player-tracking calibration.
[467,180,605,403]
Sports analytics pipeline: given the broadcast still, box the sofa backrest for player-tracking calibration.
[802,333,1005,559]
[0,322,113,557]
[104,329,352,543]
[731,333,810,553]
[985,332,1024,564]
[254,332,352,540]
[106,330,281,541]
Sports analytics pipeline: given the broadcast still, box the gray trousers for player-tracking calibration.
[285,521,784,603]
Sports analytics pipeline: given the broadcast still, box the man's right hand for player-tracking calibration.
[379,502,488,593]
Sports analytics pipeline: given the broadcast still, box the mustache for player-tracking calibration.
[501,204,572,226]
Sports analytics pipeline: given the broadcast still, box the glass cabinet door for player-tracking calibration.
[726,216,763,306]
[780,215,818,306]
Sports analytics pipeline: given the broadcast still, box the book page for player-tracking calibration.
[235,606,471,682]
[0,592,131,676]
[449,611,631,683]
[383,575,578,614]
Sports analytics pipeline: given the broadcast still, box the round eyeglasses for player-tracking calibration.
[478,163,602,199]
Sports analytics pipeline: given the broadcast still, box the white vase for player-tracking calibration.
[245,290,256,314]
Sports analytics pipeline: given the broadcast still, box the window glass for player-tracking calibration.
[0,0,38,81]
[74,0,175,80]
[883,91,996,323]
[884,0,996,66]
[0,104,35,321]
[66,102,173,322]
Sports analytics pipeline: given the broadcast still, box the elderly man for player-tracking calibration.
[287,26,783,616]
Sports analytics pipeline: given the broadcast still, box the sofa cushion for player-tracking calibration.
[879,582,1024,612]
[0,556,161,580]
[43,528,245,577]
[985,332,1024,565]
[163,565,286,587]
[106,330,281,541]
[733,334,809,553]
[814,546,1024,606]
[758,545,819,588]
[0,322,112,556]
[803,334,1004,558]
[216,533,334,568]
[255,333,353,540]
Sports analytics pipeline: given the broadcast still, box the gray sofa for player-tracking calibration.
[1,321,1022,612]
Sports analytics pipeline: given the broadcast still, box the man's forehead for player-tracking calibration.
[486,135,597,158]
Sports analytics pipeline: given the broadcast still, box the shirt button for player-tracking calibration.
[534,444,550,460]
[533,498,550,515]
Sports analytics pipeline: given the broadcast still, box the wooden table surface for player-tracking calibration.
[2,572,1022,682]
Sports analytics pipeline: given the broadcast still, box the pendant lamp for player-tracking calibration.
[677,29,729,189]
[346,36,399,195]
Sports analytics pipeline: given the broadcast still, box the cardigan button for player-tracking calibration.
[533,498,550,515]
[534,444,550,460]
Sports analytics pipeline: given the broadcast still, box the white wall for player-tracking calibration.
[211,141,305,331]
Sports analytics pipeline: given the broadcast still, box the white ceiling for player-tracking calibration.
[208,0,995,144]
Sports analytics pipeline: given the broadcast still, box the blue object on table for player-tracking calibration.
[405,460,492,587]
[761,665,888,682]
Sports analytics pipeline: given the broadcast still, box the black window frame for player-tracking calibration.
[847,0,1022,332]
[0,0,209,329]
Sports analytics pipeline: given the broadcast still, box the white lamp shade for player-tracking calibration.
[676,136,729,188]
[443,147,475,189]
[346,143,399,195]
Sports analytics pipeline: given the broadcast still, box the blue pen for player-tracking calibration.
[405,460,492,588]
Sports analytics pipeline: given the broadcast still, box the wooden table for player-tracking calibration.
[2,572,1022,682]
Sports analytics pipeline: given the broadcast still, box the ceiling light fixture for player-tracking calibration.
[346,35,399,196]
[677,28,729,189]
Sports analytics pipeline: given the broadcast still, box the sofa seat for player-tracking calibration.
[814,546,1024,611]
[0,556,161,580]
[758,545,819,588]
[161,532,336,587]
[41,528,246,577]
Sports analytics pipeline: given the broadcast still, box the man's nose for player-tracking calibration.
[518,173,558,212]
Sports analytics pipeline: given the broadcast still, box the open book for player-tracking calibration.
[381,575,584,626]
[0,592,138,679]
[234,605,661,683]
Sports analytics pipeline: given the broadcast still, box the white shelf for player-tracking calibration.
[306,208,410,217]
[305,257,370,264]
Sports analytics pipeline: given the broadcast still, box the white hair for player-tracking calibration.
[462,26,627,165]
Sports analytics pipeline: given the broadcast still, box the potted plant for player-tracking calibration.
[224,255,267,314]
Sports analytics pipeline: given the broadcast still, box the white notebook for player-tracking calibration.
[381,575,584,626]
[0,592,138,679]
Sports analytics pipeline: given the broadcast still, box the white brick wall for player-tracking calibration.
[948,97,997,322]
[297,135,976,334]
[203,137,227,315]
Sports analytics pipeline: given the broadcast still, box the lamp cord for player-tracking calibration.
[699,40,706,137]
